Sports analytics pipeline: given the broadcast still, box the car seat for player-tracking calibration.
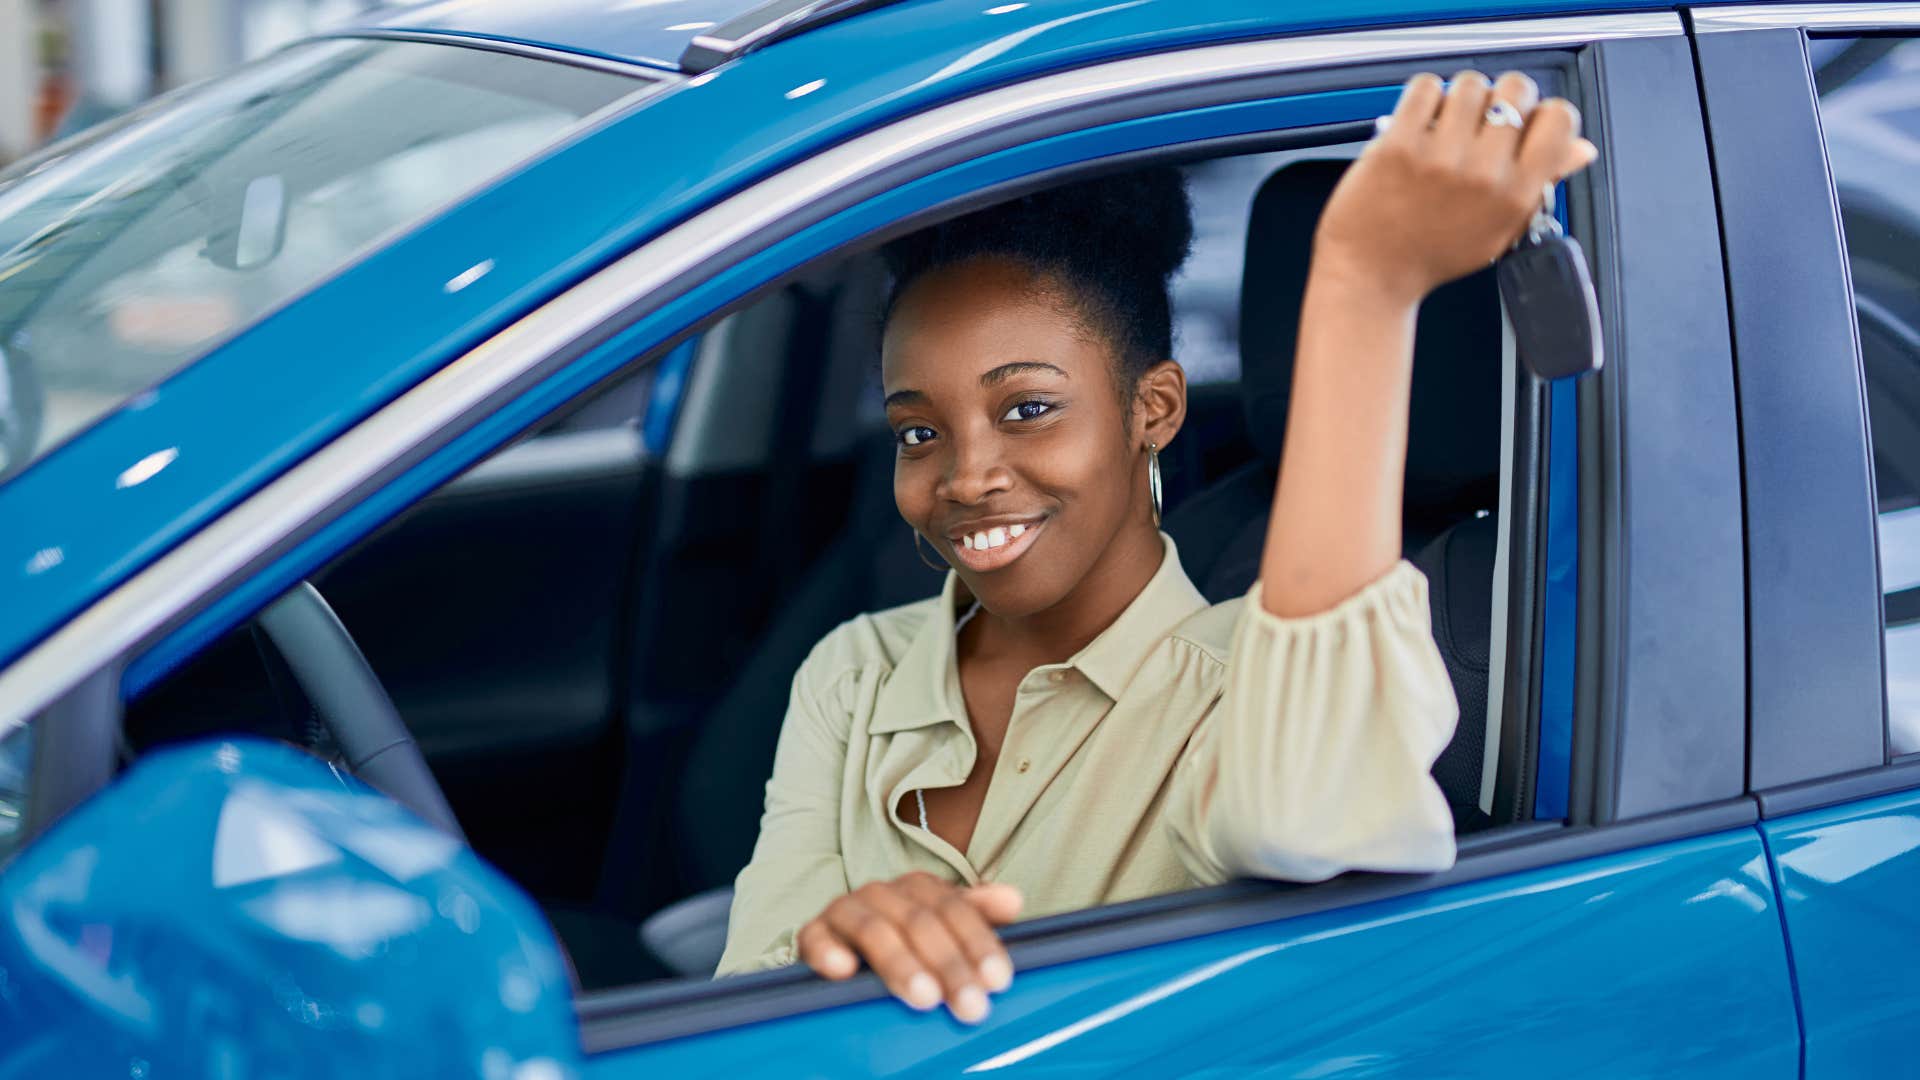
[1162,159,1504,831]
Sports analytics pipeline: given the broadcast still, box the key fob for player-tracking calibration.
[1496,216,1604,381]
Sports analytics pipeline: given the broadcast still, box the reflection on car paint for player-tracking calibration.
[1763,790,1920,1074]
[592,829,1798,1077]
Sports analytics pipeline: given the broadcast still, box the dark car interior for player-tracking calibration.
[122,146,1516,990]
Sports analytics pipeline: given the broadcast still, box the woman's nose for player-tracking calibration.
[938,435,1013,505]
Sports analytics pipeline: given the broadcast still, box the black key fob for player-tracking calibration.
[1497,214,1604,381]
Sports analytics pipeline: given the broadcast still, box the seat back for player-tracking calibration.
[1164,159,1504,826]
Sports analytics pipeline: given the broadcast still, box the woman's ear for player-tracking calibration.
[1134,359,1188,450]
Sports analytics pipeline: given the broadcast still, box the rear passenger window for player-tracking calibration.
[0,722,28,862]
[1815,35,1920,756]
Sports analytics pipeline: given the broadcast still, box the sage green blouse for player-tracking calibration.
[717,534,1458,975]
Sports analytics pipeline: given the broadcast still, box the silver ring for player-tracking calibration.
[1484,100,1524,128]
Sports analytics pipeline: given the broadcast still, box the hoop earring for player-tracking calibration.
[1147,442,1163,527]
[912,530,948,573]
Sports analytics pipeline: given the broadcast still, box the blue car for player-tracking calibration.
[1,0,1918,1074]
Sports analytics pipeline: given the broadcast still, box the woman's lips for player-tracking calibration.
[947,519,1044,573]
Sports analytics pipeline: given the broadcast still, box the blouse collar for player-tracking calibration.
[868,533,1207,734]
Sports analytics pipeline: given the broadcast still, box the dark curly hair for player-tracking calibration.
[881,167,1194,401]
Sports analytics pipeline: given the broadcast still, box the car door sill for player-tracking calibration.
[575,797,1756,1053]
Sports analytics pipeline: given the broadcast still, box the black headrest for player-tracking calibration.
[1239,160,1503,519]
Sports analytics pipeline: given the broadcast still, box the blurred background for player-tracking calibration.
[0,0,383,166]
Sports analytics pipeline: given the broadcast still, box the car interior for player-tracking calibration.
[121,142,1521,991]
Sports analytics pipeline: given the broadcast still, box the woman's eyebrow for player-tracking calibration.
[981,361,1069,386]
[883,388,928,409]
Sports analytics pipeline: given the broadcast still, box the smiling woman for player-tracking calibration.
[717,69,1598,1022]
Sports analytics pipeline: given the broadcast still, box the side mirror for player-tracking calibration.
[0,739,581,1077]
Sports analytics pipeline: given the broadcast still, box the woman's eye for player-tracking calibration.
[1002,400,1052,422]
[897,426,936,447]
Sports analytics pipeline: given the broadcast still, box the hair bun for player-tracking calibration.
[1036,167,1195,284]
[881,165,1195,388]
[884,167,1193,285]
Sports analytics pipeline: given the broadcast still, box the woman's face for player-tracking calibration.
[882,256,1180,618]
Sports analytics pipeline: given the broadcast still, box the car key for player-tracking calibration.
[1496,193,1603,381]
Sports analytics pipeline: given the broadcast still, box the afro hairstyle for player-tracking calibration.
[880,166,1194,399]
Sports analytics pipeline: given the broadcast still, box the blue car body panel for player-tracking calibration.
[591,828,1799,1077]
[1761,789,1920,1077]
[4,0,1912,1073]
[0,0,1676,671]
[0,740,579,1079]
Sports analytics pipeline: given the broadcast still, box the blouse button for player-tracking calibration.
[1017,758,1031,773]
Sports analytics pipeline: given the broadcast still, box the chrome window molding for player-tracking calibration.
[0,10,1681,731]
[441,426,648,497]
[319,28,686,79]
[1693,2,1920,32]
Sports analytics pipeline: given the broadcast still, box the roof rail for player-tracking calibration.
[679,0,902,73]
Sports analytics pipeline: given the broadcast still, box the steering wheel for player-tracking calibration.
[253,581,466,841]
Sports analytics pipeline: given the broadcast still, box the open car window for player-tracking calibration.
[124,135,1531,995]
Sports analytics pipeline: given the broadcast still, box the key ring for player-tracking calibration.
[1484,100,1524,128]
[1371,98,1525,137]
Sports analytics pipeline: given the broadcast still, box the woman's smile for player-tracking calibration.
[945,515,1046,572]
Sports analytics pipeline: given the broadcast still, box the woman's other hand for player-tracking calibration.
[796,873,1024,1023]
[1314,70,1600,306]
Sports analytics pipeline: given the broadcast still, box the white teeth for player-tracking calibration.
[957,524,1035,555]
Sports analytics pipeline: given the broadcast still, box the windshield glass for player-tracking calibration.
[0,39,640,481]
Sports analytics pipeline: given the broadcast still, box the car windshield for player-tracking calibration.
[0,38,641,481]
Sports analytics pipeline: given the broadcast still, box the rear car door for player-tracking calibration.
[1693,4,1920,1074]
[570,10,1801,1074]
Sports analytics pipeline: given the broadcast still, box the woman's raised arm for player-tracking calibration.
[1257,70,1596,618]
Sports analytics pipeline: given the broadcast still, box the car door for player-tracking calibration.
[567,11,1800,1076]
[0,6,1800,1075]
[1693,5,1920,1075]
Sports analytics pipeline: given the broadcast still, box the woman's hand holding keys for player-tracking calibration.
[1315,70,1600,306]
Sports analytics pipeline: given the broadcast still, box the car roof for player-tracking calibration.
[0,0,1676,693]
[363,0,774,72]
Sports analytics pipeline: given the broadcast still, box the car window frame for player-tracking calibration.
[0,7,1746,1050]
[1693,3,1920,816]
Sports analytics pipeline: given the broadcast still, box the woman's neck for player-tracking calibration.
[961,520,1165,667]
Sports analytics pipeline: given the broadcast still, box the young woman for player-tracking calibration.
[718,70,1598,1022]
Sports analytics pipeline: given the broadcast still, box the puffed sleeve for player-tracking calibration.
[715,639,862,976]
[1165,560,1458,885]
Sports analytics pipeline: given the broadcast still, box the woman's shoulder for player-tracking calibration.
[798,591,947,681]
[1164,594,1248,668]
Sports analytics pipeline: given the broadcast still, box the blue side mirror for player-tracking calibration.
[0,739,580,1078]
